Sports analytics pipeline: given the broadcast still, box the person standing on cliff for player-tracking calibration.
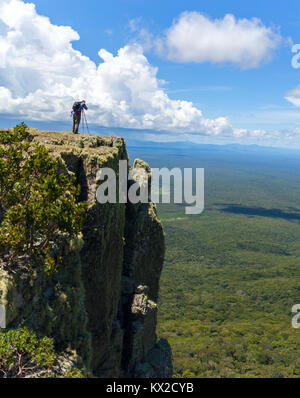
[71,100,88,134]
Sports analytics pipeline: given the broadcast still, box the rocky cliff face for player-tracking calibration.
[0,129,172,378]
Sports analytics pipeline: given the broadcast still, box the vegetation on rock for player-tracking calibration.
[0,326,83,378]
[0,123,87,274]
[0,126,168,378]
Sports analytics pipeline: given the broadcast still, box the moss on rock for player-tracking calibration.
[0,129,171,378]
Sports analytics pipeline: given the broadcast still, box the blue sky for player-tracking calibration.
[1,0,300,147]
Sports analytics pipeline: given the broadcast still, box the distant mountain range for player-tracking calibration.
[1,117,300,154]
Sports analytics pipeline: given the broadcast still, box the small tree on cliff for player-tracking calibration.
[0,123,87,273]
[0,326,83,378]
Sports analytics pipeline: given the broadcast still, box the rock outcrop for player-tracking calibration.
[0,129,172,378]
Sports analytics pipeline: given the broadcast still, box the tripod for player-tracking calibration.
[81,109,90,135]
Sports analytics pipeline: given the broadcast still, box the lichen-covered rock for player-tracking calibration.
[0,269,18,325]
[0,129,172,378]
[32,131,128,376]
[123,286,158,374]
[124,168,165,302]
[0,236,92,369]
[120,160,168,377]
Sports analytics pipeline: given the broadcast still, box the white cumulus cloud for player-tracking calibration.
[157,12,282,69]
[0,0,298,148]
[0,0,241,136]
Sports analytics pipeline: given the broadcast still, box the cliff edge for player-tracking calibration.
[0,129,172,378]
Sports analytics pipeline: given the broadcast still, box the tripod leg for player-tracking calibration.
[84,111,89,135]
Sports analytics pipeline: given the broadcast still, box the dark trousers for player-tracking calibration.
[73,113,81,134]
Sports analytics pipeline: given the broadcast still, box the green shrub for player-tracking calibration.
[0,326,83,378]
[0,123,87,273]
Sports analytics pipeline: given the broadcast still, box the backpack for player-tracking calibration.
[72,101,81,113]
